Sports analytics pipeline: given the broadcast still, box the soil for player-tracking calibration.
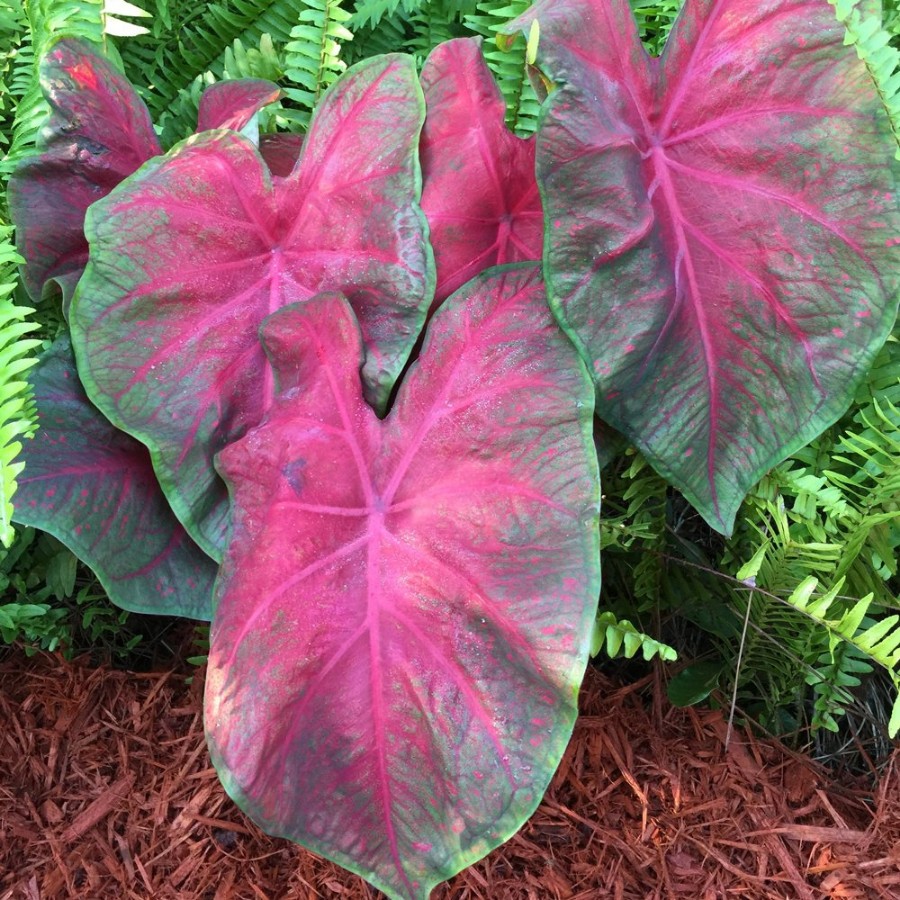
[1,648,899,900]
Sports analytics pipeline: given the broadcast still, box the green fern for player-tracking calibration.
[592,610,677,662]
[101,0,152,37]
[342,14,407,65]
[628,0,683,56]
[404,3,466,61]
[806,638,873,733]
[282,0,353,129]
[118,0,300,126]
[223,30,283,80]
[350,0,424,29]
[0,225,41,549]
[829,0,900,156]
[0,0,28,155]
[783,576,900,736]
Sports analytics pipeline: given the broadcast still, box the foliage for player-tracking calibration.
[281,0,353,128]
[592,610,677,663]
[2,0,900,897]
[208,272,599,897]
[465,0,540,134]
[509,0,900,536]
[67,52,428,557]
[0,225,39,548]
[419,37,541,302]
[0,527,144,661]
[830,0,900,157]
[2,0,104,176]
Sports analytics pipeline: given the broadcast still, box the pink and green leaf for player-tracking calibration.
[507,0,900,533]
[8,38,161,306]
[205,265,600,900]
[12,336,216,620]
[258,133,305,177]
[8,38,281,310]
[70,54,432,560]
[420,38,542,305]
[196,79,282,132]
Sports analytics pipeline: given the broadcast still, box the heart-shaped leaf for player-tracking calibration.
[8,38,281,309]
[71,54,432,560]
[508,0,900,533]
[205,265,600,900]
[420,38,543,305]
[12,336,216,619]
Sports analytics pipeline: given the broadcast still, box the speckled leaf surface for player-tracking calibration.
[420,38,542,305]
[205,266,600,900]
[8,38,280,309]
[12,336,215,620]
[196,78,281,132]
[70,55,431,560]
[508,0,900,533]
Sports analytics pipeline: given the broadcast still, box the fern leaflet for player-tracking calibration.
[592,610,677,663]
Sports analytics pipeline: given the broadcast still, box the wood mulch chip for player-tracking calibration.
[1,651,899,899]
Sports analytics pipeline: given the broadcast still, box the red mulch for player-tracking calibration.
[1,651,899,899]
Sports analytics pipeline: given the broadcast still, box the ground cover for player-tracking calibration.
[2,647,898,899]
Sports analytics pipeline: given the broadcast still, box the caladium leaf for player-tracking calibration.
[258,132,305,177]
[196,79,282,132]
[8,38,161,306]
[12,336,216,620]
[8,38,280,308]
[70,54,432,561]
[420,38,543,305]
[507,0,900,534]
[206,265,600,900]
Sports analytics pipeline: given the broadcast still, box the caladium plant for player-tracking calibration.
[6,0,900,897]
[207,266,600,898]
[506,0,900,534]
[69,53,432,559]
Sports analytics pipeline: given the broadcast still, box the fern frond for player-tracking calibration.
[102,0,152,38]
[591,610,677,662]
[350,0,424,29]
[405,7,461,60]
[784,576,900,736]
[464,0,540,135]
[828,0,900,156]
[342,14,407,65]
[0,225,41,549]
[0,0,28,156]
[627,0,684,55]
[282,0,353,129]
[806,642,872,733]
[223,31,282,80]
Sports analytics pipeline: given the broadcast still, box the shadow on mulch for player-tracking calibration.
[1,651,899,900]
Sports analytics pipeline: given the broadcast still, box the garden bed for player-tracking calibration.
[1,650,898,900]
